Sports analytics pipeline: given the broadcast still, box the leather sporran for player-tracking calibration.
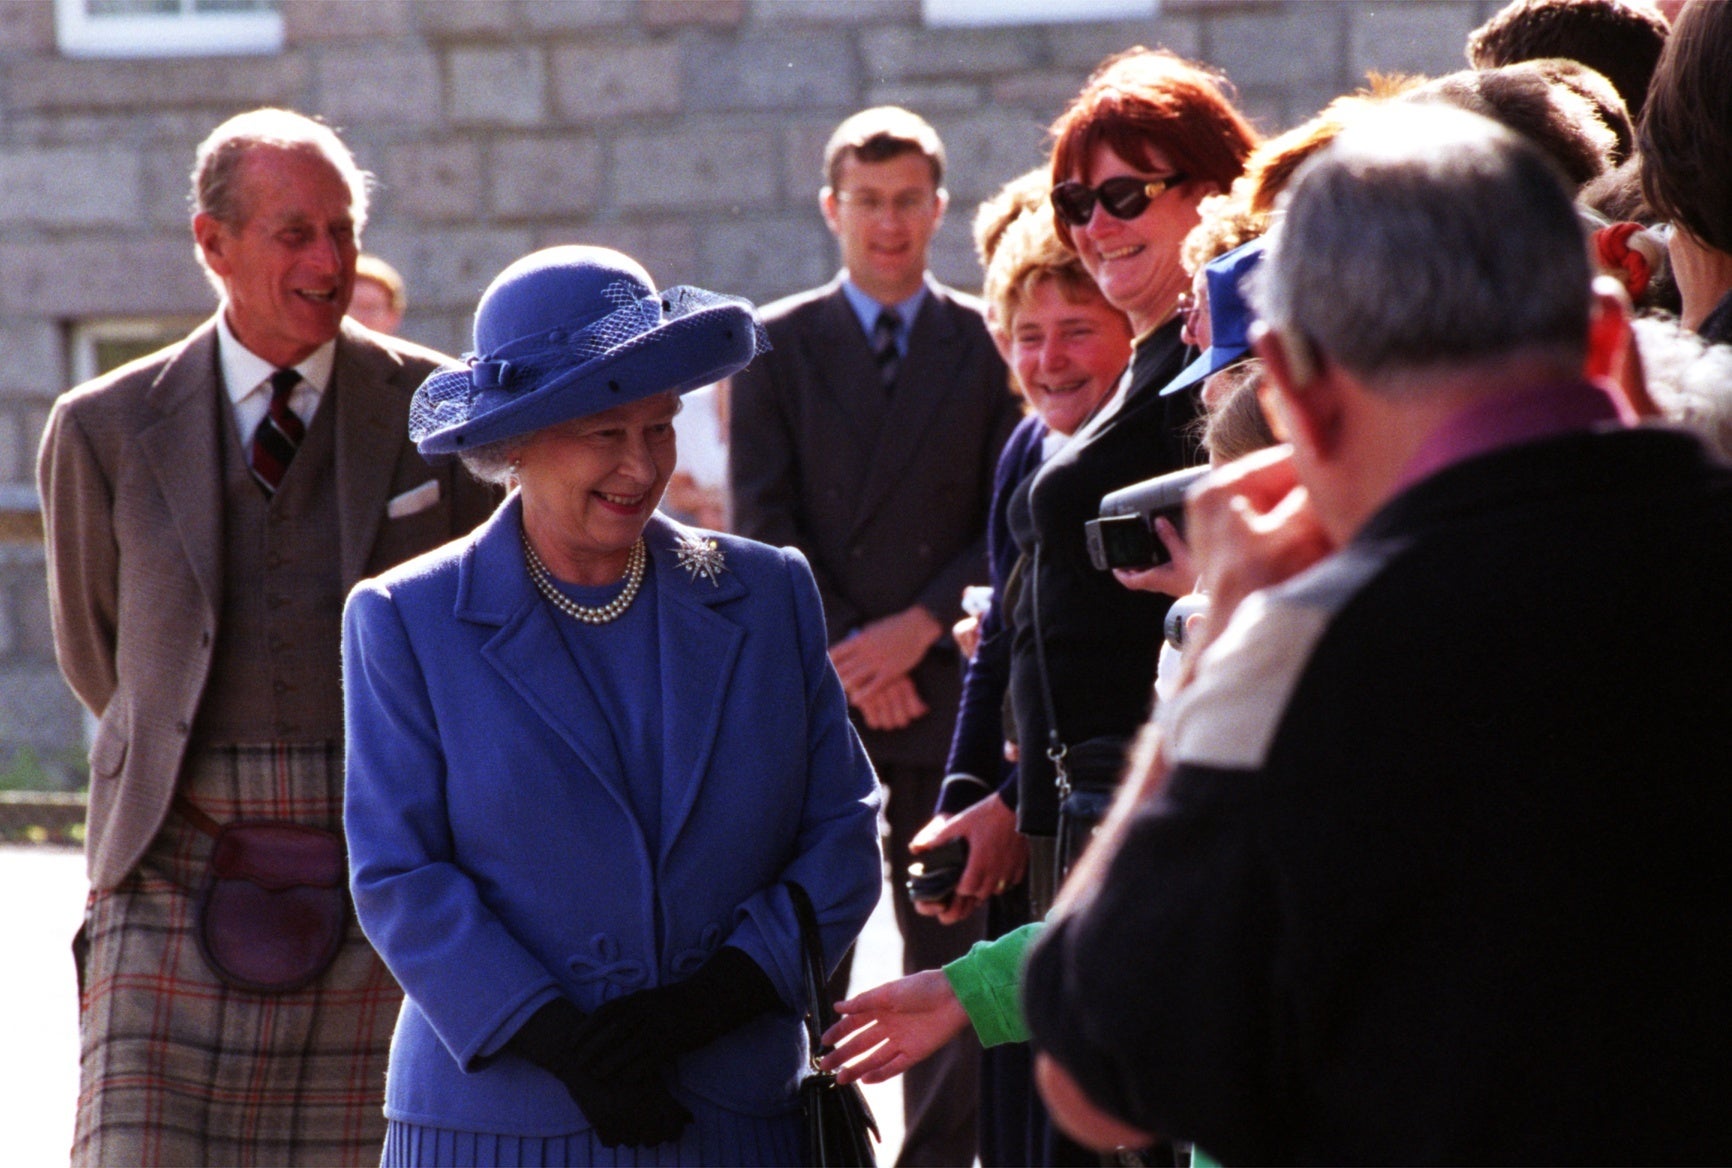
[194,819,348,994]
[1052,735,1130,885]
[790,882,879,1167]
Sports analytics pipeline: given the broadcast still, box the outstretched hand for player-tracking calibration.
[818,969,970,1085]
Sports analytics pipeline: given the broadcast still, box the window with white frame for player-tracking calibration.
[68,317,204,386]
[55,0,283,60]
[924,0,1158,27]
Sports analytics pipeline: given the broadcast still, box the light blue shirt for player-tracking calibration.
[840,275,929,358]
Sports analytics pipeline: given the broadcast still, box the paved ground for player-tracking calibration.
[0,845,84,1168]
[0,844,908,1165]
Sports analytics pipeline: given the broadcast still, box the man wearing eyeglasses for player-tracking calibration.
[730,105,1018,1168]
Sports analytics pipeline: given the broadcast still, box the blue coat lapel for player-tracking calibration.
[454,504,749,871]
[456,497,646,852]
[647,515,747,865]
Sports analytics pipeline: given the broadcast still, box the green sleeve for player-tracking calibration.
[941,922,1045,1047]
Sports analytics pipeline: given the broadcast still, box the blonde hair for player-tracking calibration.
[1181,76,1418,275]
[984,204,1118,334]
[972,167,1050,271]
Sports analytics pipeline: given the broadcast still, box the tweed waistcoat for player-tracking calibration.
[192,392,346,744]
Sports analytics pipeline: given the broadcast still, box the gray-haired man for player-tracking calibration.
[40,107,495,1165]
[1023,104,1732,1163]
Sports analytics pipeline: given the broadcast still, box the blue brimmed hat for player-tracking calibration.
[1159,237,1265,397]
[410,245,768,455]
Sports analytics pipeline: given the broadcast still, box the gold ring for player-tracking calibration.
[995,880,1008,895]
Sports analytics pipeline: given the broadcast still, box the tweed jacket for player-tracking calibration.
[730,275,1018,766]
[38,315,499,889]
[342,501,882,1135]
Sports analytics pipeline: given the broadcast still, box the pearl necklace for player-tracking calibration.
[523,533,646,625]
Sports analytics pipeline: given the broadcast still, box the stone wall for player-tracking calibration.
[0,0,1490,785]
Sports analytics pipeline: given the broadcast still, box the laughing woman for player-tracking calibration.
[342,246,882,1166]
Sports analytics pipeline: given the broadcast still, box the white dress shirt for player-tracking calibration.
[216,309,336,452]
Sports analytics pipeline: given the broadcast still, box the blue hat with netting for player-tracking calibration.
[410,245,768,455]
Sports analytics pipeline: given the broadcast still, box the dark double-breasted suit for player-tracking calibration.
[729,274,1018,1166]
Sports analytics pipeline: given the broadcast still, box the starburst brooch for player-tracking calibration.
[674,532,728,587]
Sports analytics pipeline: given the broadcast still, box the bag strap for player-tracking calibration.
[1028,544,1072,799]
[787,881,833,1065]
[173,792,224,840]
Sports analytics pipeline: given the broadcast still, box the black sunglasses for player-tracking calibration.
[1050,173,1189,227]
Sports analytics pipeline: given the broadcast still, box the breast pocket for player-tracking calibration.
[369,481,456,573]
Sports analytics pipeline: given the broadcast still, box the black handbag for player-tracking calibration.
[789,881,880,1167]
[1030,546,1131,887]
[1050,735,1130,882]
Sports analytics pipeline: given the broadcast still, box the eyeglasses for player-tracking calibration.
[1176,288,1205,337]
[834,191,935,218]
[1050,173,1189,227]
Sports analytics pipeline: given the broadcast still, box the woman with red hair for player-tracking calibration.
[1007,48,1258,910]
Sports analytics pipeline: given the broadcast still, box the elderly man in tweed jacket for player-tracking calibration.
[38,108,496,1166]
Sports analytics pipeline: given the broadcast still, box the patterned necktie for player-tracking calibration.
[250,368,305,497]
[872,307,902,392]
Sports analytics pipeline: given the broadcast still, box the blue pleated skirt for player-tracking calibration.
[381,1105,804,1167]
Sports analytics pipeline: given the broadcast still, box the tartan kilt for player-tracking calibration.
[73,743,401,1167]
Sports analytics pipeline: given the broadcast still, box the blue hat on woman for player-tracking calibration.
[410,245,767,455]
[1159,237,1265,397]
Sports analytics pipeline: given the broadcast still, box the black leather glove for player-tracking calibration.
[504,997,693,1148]
[569,946,781,1081]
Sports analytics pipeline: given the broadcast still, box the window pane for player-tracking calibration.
[92,337,172,375]
[87,0,179,15]
[56,0,284,57]
[87,0,278,12]
[196,0,278,13]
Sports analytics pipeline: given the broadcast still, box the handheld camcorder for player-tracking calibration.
[1084,464,1210,572]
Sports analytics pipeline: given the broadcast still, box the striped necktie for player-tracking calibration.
[250,368,305,497]
[872,307,902,391]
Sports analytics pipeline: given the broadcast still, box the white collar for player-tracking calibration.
[216,308,337,404]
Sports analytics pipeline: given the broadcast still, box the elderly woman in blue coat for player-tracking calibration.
[342,245,883,1165]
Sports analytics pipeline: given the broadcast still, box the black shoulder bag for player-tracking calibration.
[789,881,880,1167]
[1030,545,1130,890]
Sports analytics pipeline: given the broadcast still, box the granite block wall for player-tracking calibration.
[0,0,1491,785]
